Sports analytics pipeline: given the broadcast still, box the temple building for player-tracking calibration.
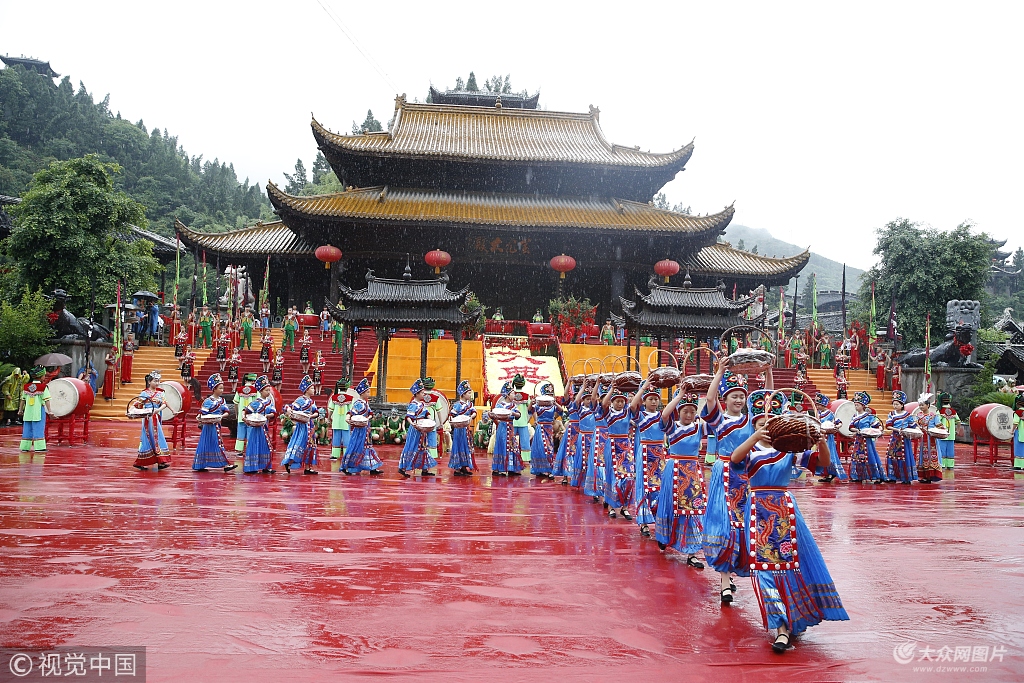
[178,88,808,320]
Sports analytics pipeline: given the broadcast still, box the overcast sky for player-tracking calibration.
[3,0,1022,269]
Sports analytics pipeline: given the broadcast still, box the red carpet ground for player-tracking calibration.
[0,424,1022,682]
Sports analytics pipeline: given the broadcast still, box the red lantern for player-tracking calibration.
[654,258,680,283]
[425,249,452,274]
[550,254,576,279]
[315,245,342,270]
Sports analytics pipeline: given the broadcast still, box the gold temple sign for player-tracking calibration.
[467,235,532,255]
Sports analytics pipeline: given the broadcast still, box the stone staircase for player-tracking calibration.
[806,367,889,405]
[91,346,211,420]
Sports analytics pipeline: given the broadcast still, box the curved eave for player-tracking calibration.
[311,113,693,171]
[267,183,732,236]
[686,243,810,282]
[175,218,316,258]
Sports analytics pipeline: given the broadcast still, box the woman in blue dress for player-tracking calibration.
[573,384,597,489]
[281,375,319,475]
[133,371,171,471]
[552,380,581,485]
[655,386,705,568]
[399,379,437,477]
[448,380,477,476]
[192,373,237,472]
[529,383,560,480]
[582,382,605,501]
[243,376,277,473]
[344,377,383,475]
[848,391,886,483]
[628,378,666,539]
[702,362,774,604]
[730,401,849,653]
[490,382,524,476]
[884,390,917,484]
[600,387,633,519]
[814,392,848,483]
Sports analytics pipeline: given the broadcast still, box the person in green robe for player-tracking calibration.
[332,319,345,354]
[198,306,214,349]
[240,308,255,350]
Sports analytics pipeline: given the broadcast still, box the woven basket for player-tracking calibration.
[764,388,822,452]
[724,348,775,375]
[647,366,681,389]
[612,371,642,393]
[681,374,715,393]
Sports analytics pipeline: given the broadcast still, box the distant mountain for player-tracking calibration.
[722,224,866,292]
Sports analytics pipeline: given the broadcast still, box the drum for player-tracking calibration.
[970,403,1014,442]
[157,381,192,421]
[47,378,95,418]
[535,395,555,407]
[491,407,514,421]
[244,413,268,428]
[415,418,437,431]
[902,427,924,439]
[829,399,857,437]
[348,415,369,428]
[928,427,950,439]
[451,415,472,428]
[425,390,451,425]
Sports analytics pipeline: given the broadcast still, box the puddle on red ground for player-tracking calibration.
[1,422,1023,682]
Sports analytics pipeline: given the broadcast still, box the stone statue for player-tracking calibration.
[945,299,981,331]
[49,289,108,341]
[218,265,255,309]
[899,297,983,370]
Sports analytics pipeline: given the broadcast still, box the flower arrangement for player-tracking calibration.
[548,296,597,343]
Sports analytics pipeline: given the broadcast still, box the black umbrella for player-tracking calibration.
[133,290,159,300]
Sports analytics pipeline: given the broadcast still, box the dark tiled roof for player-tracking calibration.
[994,346,1024,375]
[688,243,810,278]
[312,100,693,169]
[340,271,470,305]
[637,284,752,312]
[0,195,21,205]
[1,56,59,78]
[175,219,316,257]
[129,225,184,256]
[325,298,478,327]
[428,86,540,109]
[620,298,761,332]
[268,183,731,235]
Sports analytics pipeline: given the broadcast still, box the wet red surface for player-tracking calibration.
[1,423,1022,682]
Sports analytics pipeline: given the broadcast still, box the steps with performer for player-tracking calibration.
[90,346,211,420]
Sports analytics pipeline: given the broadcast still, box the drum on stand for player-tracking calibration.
[829,399,857,437]
[970,403,1014,442]
[47,378,95,418]
[157,381,192,421]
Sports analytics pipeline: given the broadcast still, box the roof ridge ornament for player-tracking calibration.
[379,186,388,203]
[589,104,600,121]
[683,269,692,289]
[403,254,412,280]
[495,95,502,110]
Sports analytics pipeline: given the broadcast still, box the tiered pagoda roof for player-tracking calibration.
[312,96,693,199]
[1,55,59,78]
[326,270,478,327]
[175,219,316,257]
[428,86,540,109]
[619,276,764,334]
[685,243,809,282]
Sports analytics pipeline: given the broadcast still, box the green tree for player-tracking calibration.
[736,239,746,251]
[5,155,158,306]
[311,151,331,185]
[351,110,382,135]
[283,158,308,195]
[750,245,758,254]
[466,71,479,92]
[856,218,993,346]
[0,288,55,368]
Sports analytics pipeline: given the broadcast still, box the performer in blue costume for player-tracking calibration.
[582,380,606,502]
[242,375,277,474]
[702,360,774,604]
[814,392,848,482]
[629,378,666,539]
[884,390,918,484]
[448,380,477,476]
[399,379,437,477]
[655,386,705,568]
[490,382,524,476]
[552,379,581,485]
[731,403,850,654]
[280,375,319,475]
[529,382,560,480]
[192,373,237,472]
[848,391,886,483]
[132,371,171,471]
[343,378,383,475]
[600,386,634,519]
[572,382,597,489]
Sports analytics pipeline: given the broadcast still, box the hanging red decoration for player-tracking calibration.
[315,245,342,270]
[425,249,452,274]
[549,254,576,279]
[654,258,680,283]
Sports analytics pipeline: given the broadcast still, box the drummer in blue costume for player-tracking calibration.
[448,380,477,476]
[730,397,849,654]
[702,360,774,605]
[600,385,634,519]
[552,379,582,485]
[280,375,320,475]
[242,375,276,474]
[399,379,437,477]
[343,377,383,475]
[582,380,606,503]
[655,386,706,568]
[529,382,560,480]
[628,378,666,538]
[848,391,887,483]
[192,373,237,472]
[814,392,848,482]
[884,390,917,484]
[133,371,171,471]
[573,382,597,488]
[490,382,524,476]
